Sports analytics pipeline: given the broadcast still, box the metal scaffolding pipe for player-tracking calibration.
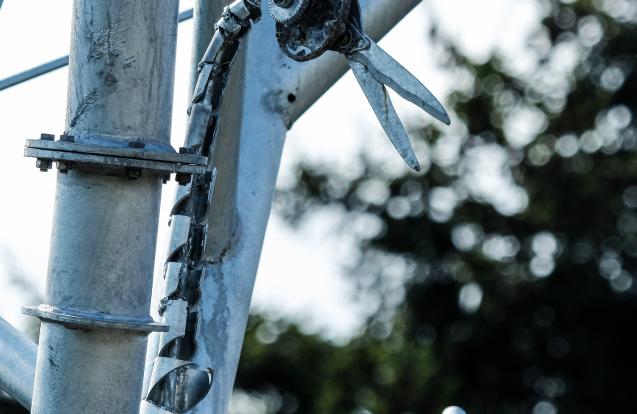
[1,1,422,411]
[27,1,180,413]
[0,317,36,409]
[189,0,422,412]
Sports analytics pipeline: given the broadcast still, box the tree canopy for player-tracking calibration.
[235,1,637,413]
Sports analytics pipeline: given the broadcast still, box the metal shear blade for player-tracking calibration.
[347,41,450,172]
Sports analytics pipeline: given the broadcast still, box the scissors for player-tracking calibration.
[272,0,450,171]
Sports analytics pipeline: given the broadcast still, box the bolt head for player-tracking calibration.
[57,161,70,173]
[129,141,145,149]
[40,133,55,141]
[175,173,191,185]
[126,168,142,179]
[36,159,52,171]
[60,134,75,143]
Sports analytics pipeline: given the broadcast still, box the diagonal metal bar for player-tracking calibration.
[0,316,36,409]
[186,1,424,412]
[0,8,194,92]
[0,56,69,92]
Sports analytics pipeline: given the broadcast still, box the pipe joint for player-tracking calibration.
[24,133,207,185]
[22,304,168,334]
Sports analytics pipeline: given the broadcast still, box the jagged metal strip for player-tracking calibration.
[158,299,188,351]
[148,358,196,390]
[207,168,217,207]
[144,1,262,411]
[164,262,183,297]
[143,357,213,413]
[166,215,191,260]
[171,183,193,216]
[141,400,173,414]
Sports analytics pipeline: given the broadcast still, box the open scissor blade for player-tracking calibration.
[349,59,421,172]
[349,41,451,126]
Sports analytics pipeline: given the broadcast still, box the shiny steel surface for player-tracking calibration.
[0,316,36,409]
[27,1,180,413]
[184,1,425,413]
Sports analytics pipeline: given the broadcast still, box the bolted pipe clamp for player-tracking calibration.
[25,133,208,185]
[22,304,168,334]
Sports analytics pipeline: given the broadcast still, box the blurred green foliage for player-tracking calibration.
[235,0,637,413]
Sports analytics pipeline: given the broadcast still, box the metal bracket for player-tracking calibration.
[22,304,168,333]
[24,133,208,184]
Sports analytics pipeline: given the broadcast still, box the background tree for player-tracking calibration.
[235,0,637,413]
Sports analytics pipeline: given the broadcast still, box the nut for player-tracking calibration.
[40,133,55,141]
[128,141,146,149]
[126,168,142,179]
[175,173,191,185]
[57,161,71,173]
[36,159,52,172]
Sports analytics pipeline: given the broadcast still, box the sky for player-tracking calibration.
[0,0,543,342]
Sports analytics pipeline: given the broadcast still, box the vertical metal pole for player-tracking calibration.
[28,1,179,413]
[189,1,423,412]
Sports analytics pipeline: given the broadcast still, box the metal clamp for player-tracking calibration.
[22,304,168,333]
[25,133,208,184]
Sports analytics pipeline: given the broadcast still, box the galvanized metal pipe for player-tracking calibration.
[142,1,230,396]
[188,1,422,412]
[141,1,260,411]
[192,0,247,260]
[3,0,418,412]
[0,317,36,409]
[28,1,180,413]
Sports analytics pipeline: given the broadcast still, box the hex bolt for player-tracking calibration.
[40,133,55,141]
[129,141,146,149]
[36,159,52,172]
[175,173,192,186]
[179,147,194,154]
[60,134,75,143]
[57,161,71,173]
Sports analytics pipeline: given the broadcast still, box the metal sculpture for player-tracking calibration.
[142,1,262,412]
[143,0,449,412]
[16,0,448,412]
